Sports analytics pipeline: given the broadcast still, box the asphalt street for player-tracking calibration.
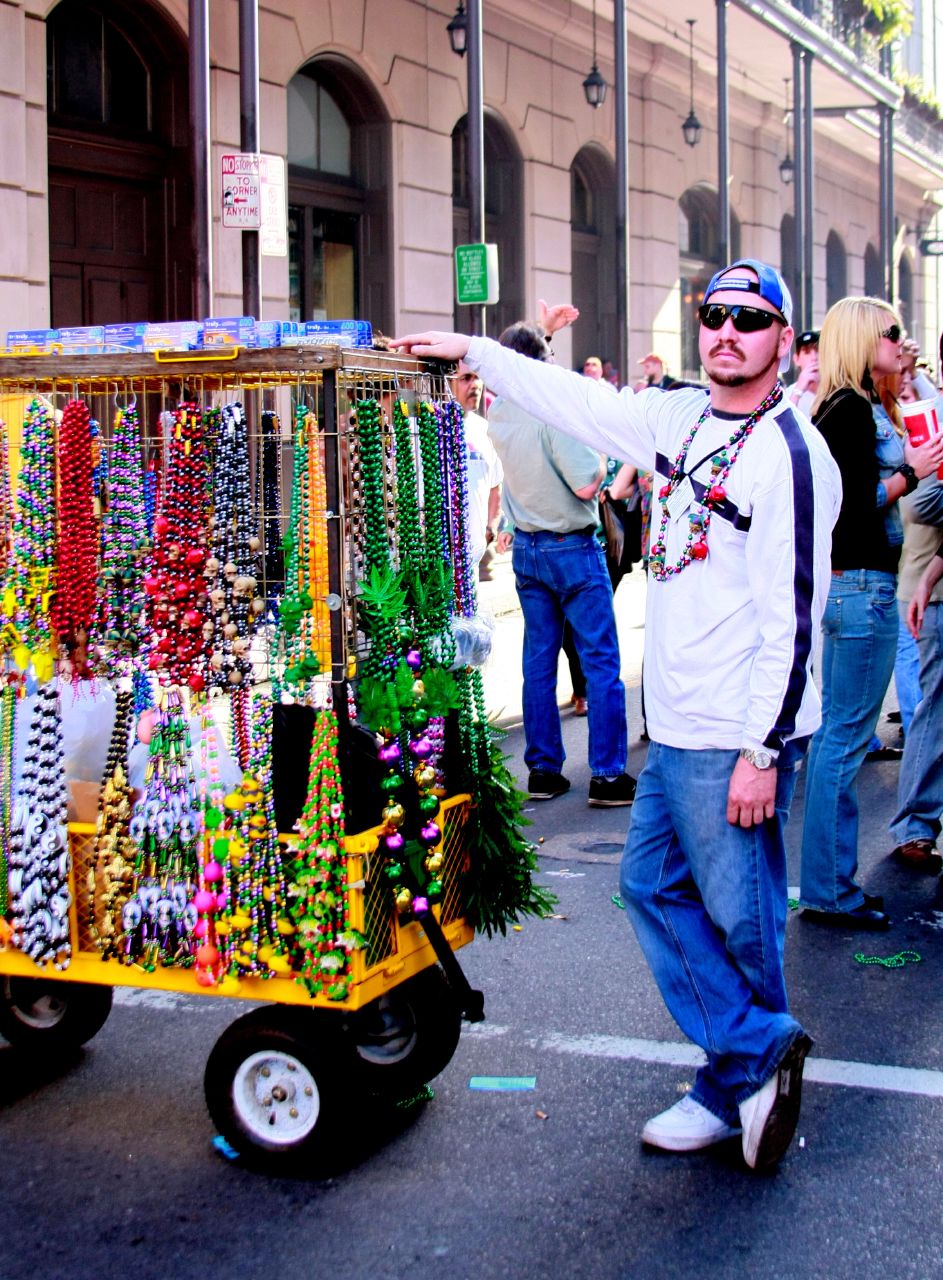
[1,558,941,1280]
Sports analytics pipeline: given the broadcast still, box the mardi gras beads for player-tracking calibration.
[648,383,783,582]
[7,684,71,968]
[257,409,285,612]
[122,687,202,969]
[0,685,16,920]
[288,709,362,1000]
[95,402,148,680]
[53,398,97,678]
[90,690,137,959]
[206,402,263,700]
[142,403,211,693]
[0,416,11,582]
[0,398,57,680]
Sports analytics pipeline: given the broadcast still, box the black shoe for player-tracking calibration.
[887,710,902,724]
[801,903,891,931]
[588,773,637,807]
[528,770,570,800]
[864,745,903,762]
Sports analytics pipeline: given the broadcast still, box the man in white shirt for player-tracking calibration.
[393,258,841,1172]
[786,329,819,417]
[450,361,503,568]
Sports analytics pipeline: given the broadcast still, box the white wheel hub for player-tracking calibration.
[231,1049,321,1145]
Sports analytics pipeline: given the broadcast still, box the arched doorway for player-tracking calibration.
[46,0,192,327]
[286,58,392,332]
[864,243,882,297]
[679,186,741,380]
[570,146,617,371]
[825,231,847,308]
[452,113,523,337]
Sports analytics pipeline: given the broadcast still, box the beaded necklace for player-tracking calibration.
[214,699,293,992]
[0,417,12,581]
[143,403,211,693]
[206,402,263,707]
[90,690,137,959]
[440,399,476,618]
[257,408,285,612]
[1,398,57,680]
[95,402,148,681]
[0,685,16,917]
[123,687,202,969]
[7,684,71,968]
[54,398,97,678]
[288,707,362,1000]
[648,383,783,582]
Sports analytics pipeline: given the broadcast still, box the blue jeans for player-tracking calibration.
[890,601,943,846]
[620,740,808,1126]
[512,529,627,777]
[800,570,898,911]
[894,610,923,736]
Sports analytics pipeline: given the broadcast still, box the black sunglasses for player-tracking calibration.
[699,303,785,333]
[881,324,902,343]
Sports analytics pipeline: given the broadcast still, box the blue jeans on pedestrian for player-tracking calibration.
[894,611,923,736]
[512,529,627,778]
[620,739,808,1126]
[800,570,898,911]
[890,600,943,847]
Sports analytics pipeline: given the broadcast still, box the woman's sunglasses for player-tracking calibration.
[881,324,902,343]
[698,303,785,333]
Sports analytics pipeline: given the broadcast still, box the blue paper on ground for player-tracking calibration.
[468,1076,537,1091]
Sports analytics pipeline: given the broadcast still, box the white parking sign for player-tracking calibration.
[221,153,261,229]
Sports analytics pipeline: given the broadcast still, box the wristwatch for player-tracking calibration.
[896,463,919,495]
[739,747,775,770]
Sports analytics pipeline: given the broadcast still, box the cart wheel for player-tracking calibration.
[349,966,462,1098]
[0,977,113,1052]
[204,1006,350,1168]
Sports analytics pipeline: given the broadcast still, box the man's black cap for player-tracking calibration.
[795,329,819,350]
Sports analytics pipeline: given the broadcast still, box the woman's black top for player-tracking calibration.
[813,387,901,575]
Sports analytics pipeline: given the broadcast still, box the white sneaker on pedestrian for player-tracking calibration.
[641,1094,741,1152]
[739,1033,813,1170]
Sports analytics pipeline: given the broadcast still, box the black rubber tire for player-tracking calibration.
[348,966,462,1098]
[0,977,113,1052]
[204,1005,353,1170]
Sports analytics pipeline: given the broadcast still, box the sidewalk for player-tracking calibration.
[476,547,647,731]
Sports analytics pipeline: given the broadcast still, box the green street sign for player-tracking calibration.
[455,242,500,306]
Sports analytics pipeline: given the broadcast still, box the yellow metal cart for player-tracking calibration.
[0,346,486,1168]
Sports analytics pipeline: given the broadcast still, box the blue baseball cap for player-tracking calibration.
[704,258,793,328]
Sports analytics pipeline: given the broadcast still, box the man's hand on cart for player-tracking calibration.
[390,331,472,361]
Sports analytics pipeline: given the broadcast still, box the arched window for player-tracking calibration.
[678,186,741,380]
[570,146,616,373]
[452,113,523,337]
[46,0,192,326]
[826,231,847,308]
[780,213,797,315]
[898,253,913,335]
[287,59,391,331]
[864,243,883,297]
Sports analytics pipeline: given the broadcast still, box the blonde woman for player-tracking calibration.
[800,298,943,930]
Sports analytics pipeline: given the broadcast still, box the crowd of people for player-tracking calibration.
[389,262,943,1174]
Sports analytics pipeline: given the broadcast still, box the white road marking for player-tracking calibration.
[467,1024,943,1100]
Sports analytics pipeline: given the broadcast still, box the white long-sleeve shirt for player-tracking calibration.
[467,336,842,754]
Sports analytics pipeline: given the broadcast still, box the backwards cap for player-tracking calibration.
[704,258,793,328]
[703,257,794,373]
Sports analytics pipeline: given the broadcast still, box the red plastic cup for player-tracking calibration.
[901,398,943,480]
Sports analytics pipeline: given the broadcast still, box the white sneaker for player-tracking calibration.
[641,1095,741,1152]
[739,1033,813,1170]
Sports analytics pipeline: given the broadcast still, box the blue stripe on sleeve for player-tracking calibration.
[764,407,815,752]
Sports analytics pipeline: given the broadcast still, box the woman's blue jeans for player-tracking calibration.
[620,739,808,1126]
[800,570,898,911]
[512,530,627,777]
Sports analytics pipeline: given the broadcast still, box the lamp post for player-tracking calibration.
[583,0,608,108]
[682,19,701,147]
[779,79,794,185]
[447,1,467,56]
